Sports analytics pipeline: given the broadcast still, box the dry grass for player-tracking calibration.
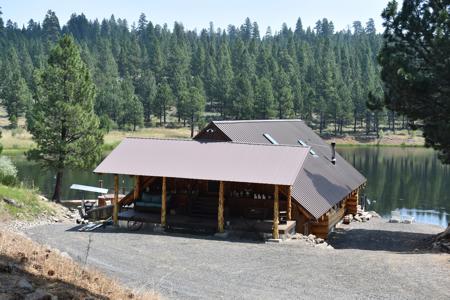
[0,115,191,151]
[104,127,191,145]
[0,229,159,299]
[0,128,35,150]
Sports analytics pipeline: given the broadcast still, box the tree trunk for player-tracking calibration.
[392,112,396,133]
[334,114,338,136]
[365,112,371,136]
[190,114,194,138]
[353,110,357,133]
[163,104,167,125]
[52,170,63,203]
[319,111,324,134]
[375,112,380,138]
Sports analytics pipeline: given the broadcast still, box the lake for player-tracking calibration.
[338,147,449,227]
[7,146,450,227]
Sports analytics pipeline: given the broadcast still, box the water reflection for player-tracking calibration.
[6,153,132,201]
[338,147,450,228]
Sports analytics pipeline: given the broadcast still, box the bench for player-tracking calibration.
[135,192,171,212]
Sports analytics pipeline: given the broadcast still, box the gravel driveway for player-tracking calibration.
[26,220,450,299]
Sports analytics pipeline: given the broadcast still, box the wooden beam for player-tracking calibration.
[161,176,167,226]
[273,185,279,239]
[287,185,292,220]
[113,174,119,226]
[218,181,224,233]
[133,175,140,201]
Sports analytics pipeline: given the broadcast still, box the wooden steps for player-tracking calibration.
[119,177,157,206]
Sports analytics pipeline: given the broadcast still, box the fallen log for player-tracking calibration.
[3,197,22,208]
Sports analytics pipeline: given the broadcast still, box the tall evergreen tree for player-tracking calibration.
[27,35,103,201]
[254,77,275,119]
[0,48,31,127]
[379,0,450,163]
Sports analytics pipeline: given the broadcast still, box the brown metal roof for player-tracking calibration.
[194,120,366,219]
[94,137,309,186]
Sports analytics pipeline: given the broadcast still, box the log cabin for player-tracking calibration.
[94,119,366,239]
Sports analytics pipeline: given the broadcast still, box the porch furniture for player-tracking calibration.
[135,192,171,212]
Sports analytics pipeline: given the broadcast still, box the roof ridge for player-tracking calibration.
[125,136,194,141]
[213,119,303,124]
[125,136,310,149]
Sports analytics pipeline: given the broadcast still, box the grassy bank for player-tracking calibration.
[0,184,55,221]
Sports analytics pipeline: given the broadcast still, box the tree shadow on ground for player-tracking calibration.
[328,228,435,253]
[0,254,109,299]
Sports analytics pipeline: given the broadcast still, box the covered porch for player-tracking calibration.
[113,175,296,239]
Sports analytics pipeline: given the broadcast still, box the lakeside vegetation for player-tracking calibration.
[0,184,55,220]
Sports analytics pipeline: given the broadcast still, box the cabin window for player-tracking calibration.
[263,133,279,145]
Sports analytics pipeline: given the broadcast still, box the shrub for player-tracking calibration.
[0,156,18,186]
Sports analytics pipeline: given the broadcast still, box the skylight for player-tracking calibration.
[309,149,318,157]
[298,139,308,147]
[263,133,279,145]
[298,139,318,157]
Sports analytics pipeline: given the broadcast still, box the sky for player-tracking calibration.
[0,0,391,33]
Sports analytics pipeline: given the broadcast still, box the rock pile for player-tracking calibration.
[432,225,450,253]
[343,206,379,225]
[291,233,334,249]
[3,202,79,232]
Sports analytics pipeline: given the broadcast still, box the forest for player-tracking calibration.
[0,9,394,136]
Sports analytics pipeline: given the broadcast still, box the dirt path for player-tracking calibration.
[26,220,450,300]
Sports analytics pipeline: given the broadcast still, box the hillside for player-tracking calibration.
[0,185,158,299]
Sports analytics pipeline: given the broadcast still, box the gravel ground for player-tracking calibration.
[25,220,450,300]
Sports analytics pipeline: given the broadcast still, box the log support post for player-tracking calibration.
[287,185,292,220]
[134,175,140,200]
[161,176,167,226]
[113,174,119,226]
[218,181,224,233]
[273,185,279,239]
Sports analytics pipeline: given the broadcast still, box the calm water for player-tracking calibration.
[7,147,450,227]
[338,147,450,228]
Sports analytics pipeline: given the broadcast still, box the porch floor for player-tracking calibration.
[118,210,295,235]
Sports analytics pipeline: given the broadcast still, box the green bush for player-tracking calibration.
[0,156,18,186]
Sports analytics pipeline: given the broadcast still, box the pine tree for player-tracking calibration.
[216,41,234,118]
[185,77,206,137]
[0,48,31,128]
[155,81,173,126]
[27,35,103,202]
[118,78,144,130]
[254,77,275,119]
[42,10,61,43]
[135,70,157,125]
[274,70,294,119]
[379,0,450,163]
